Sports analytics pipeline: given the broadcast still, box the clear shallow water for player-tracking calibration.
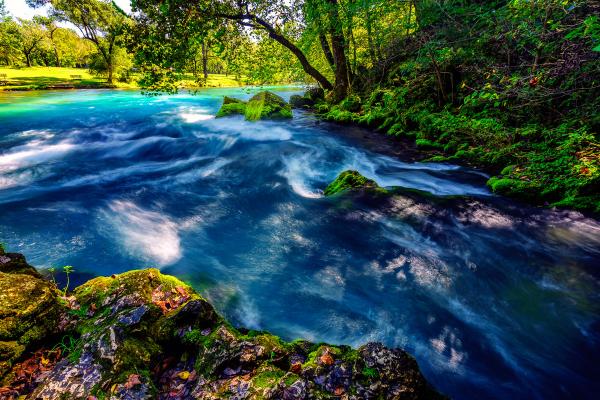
[1,88,599,399]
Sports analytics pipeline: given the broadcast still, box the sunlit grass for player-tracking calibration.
[0,67,247,91]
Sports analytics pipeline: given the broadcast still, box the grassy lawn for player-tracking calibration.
[0,67,247,91]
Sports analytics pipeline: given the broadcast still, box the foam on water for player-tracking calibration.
[98,200,182,266]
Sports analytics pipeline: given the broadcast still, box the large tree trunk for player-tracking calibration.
[327,0,350,101]
[24,51,32,67]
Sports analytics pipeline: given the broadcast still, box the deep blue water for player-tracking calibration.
[1,88,599,399]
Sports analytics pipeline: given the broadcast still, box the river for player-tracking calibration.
[0,88,598,399]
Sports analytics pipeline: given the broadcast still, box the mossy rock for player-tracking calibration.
[245,91,292,121]
[0,249,65,376]
[215,91,292,121]
[289,94,313,109]
[304,87,325,102]
[487,176,540,201]
[2,262,443,399]
[324,170,383,196]
[215,96,247,118]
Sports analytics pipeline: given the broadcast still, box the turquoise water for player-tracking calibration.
[0,89,599,399]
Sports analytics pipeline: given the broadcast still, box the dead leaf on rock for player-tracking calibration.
[151,285,190,314]
[124,374,142,390]
[320,353,334,366]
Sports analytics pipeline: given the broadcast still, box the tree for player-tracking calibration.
[33,15,62,66]
[17,18,47,67]
[0,19,21,66]
[28,0,129,83]
[131,0,337,93]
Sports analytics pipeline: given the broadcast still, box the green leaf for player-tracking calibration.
[593,44,600,52]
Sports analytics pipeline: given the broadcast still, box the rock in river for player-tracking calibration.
[216,91,293,121]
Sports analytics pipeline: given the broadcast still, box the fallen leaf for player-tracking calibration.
[124,374,142,390]
[320,352,334,366]
[177,371,190,380]
[290,362,302,374]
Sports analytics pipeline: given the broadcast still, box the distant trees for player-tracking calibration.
[27,0,130,83]
[16,18,46,67]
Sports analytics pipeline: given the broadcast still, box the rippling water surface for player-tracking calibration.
[1,88,599,399]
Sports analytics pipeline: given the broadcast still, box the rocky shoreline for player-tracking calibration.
[0,247,443,399]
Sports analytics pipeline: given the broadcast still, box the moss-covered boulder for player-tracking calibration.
[0,249,65,376]
[215,96,247,118]
[0,263,443,399]
[216,91,293,121]
[324,170,384,196]
[245,91,292,121]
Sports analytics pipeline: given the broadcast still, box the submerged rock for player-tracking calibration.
[0,255,443,399]
[215,91,293,121]
[324,170,384,196]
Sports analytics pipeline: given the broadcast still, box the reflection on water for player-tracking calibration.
[0,89,599,399]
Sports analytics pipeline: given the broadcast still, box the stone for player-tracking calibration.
[323,170,382,196]
[289,94,313,109]
[245,91,292,121]
[215,96,247,118]
[0,249,65,378]
[1,258,443,399]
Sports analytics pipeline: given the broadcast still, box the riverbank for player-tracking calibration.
[0,248,442,399]
[312,99,599,215]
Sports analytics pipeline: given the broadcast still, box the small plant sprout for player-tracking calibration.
[47,267,57,286]
[62,265,75,295]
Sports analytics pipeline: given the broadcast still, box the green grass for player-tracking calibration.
[0,67,247,91]
[0,67,117,90]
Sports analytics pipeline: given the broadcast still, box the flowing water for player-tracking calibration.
[0,88,599,399]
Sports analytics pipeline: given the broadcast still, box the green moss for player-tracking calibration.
[362,367,379,378]
[487,177,539,200]
[0,267,64,372]
[251,367,285,389]
[245,91,292,121]
[324,170,380,196]
[416,138,444,150]
[216,101,247,118]
[283,372,300,386]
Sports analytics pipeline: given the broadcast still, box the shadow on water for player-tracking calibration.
[0,88,599,399]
